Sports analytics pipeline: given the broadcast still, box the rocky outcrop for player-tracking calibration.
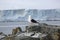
[12,27,22,35]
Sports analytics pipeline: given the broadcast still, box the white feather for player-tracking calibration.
[28,15,31,22]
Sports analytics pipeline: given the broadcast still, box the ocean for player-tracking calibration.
[0,21,60,34]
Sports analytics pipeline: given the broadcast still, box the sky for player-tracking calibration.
[0,0,60,10]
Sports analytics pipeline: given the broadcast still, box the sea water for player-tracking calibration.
[0,21,60,34]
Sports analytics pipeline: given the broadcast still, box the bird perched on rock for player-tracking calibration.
[28,15,38,23]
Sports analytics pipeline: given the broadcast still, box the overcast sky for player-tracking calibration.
[0,0,60,10]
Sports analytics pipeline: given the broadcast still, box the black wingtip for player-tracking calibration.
[31,19,38,23]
